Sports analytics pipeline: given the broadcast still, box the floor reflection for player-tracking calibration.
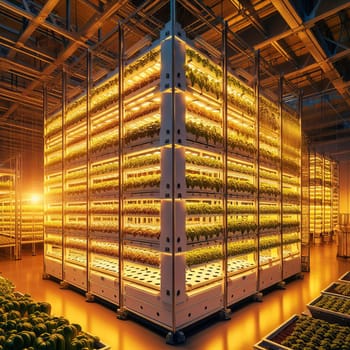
[1,243,349,350]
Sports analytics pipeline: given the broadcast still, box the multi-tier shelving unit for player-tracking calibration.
[331,161,339,232]
[0,156,42,258]
[43,20,304,342]
[309,151,339,244]
[281,109,302,280]
[301,134,310,271]
[309,151,324,243]
[20,195,44,256]
[0,167,18,256]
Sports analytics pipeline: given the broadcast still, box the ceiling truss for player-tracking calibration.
[0,0,349,161]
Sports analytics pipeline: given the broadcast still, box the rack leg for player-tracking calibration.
[116,308,129,320]
[85,292,95,303]
[42,273,51,280]
[253,292,263,302]
[59,281,69,289]
[218,308,231,321]
[165,331,185,345]
[277,281,286,289]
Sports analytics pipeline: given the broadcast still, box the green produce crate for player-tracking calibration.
[255,314,350,350]
[322,281,350,299]
[253,315,299,350]
[339,271,350,283]
[307,294,350,326]
[253,339,290,350]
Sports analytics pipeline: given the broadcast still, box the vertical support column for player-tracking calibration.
[221,20,230,319]
[43,83,48,269]
[300,92,310,271]
[86,49,92,296]
[14,154,21,260]
[279,75,284,279]
[323,157,326,237]
[170,0,177,340]
[117,22,125,316]
[164,0,185,344]
[255,50,261,292]
[61,67,67,280]
[159,21,186,339]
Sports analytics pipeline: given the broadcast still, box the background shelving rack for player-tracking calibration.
[0,156,43,259]
[309,150,339,244]
[0,166,18,257]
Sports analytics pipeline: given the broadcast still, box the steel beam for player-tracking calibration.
[0,0,129,122]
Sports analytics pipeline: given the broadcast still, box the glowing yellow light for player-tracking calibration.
[31,194,41,203]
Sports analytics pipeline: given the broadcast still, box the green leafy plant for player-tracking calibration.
[90,178,118,193]
[228,162,256,176]
[186,203,223,215]
[185,65,222,99]
[259,235,280,250]
[260,220,280,230]
[186,153,222,169]
[259,97,279,130]
[124,153,160,169]
[186,246,223,266]
[283,233,300,244]
[124,121,160,144]
[259,147,281,164]
[187,104,222,124]
[227,178,257,194]
[227,220,257,235]
[123,174,161,191]
[45,115,62,138]
[228,120,255,139]
[227,133,257,155]
[260,183,281,197]
[185,239,256,267]
[260,205,279,214]
[283,188,300,202]
[186,120,223,145]
[124,226,160,239]
[0,276,14,296]
[124,204,160,215]
[227,204,256,214]
[186,224,223,241]
[90,133,118,153]
[186,174,222,192]
[280,315,350,350]
[90,162,118,176]
[260,169,279,181]
[311,294,350,315]
[124,104,160,123]
[124,49,160,77]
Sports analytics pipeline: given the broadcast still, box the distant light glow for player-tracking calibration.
[31,194,41,203]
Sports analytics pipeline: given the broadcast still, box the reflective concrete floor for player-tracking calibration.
[1,243,349,350]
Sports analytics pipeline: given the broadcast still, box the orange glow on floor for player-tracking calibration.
[1,242,349,350]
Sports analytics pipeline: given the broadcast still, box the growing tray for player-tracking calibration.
[254,339,287,350]
[307,294,350,326]
[322,281,350,299]
[339,271,350,283]
[253,314,300,350]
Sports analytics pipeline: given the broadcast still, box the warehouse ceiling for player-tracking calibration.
[0,0,350,163]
